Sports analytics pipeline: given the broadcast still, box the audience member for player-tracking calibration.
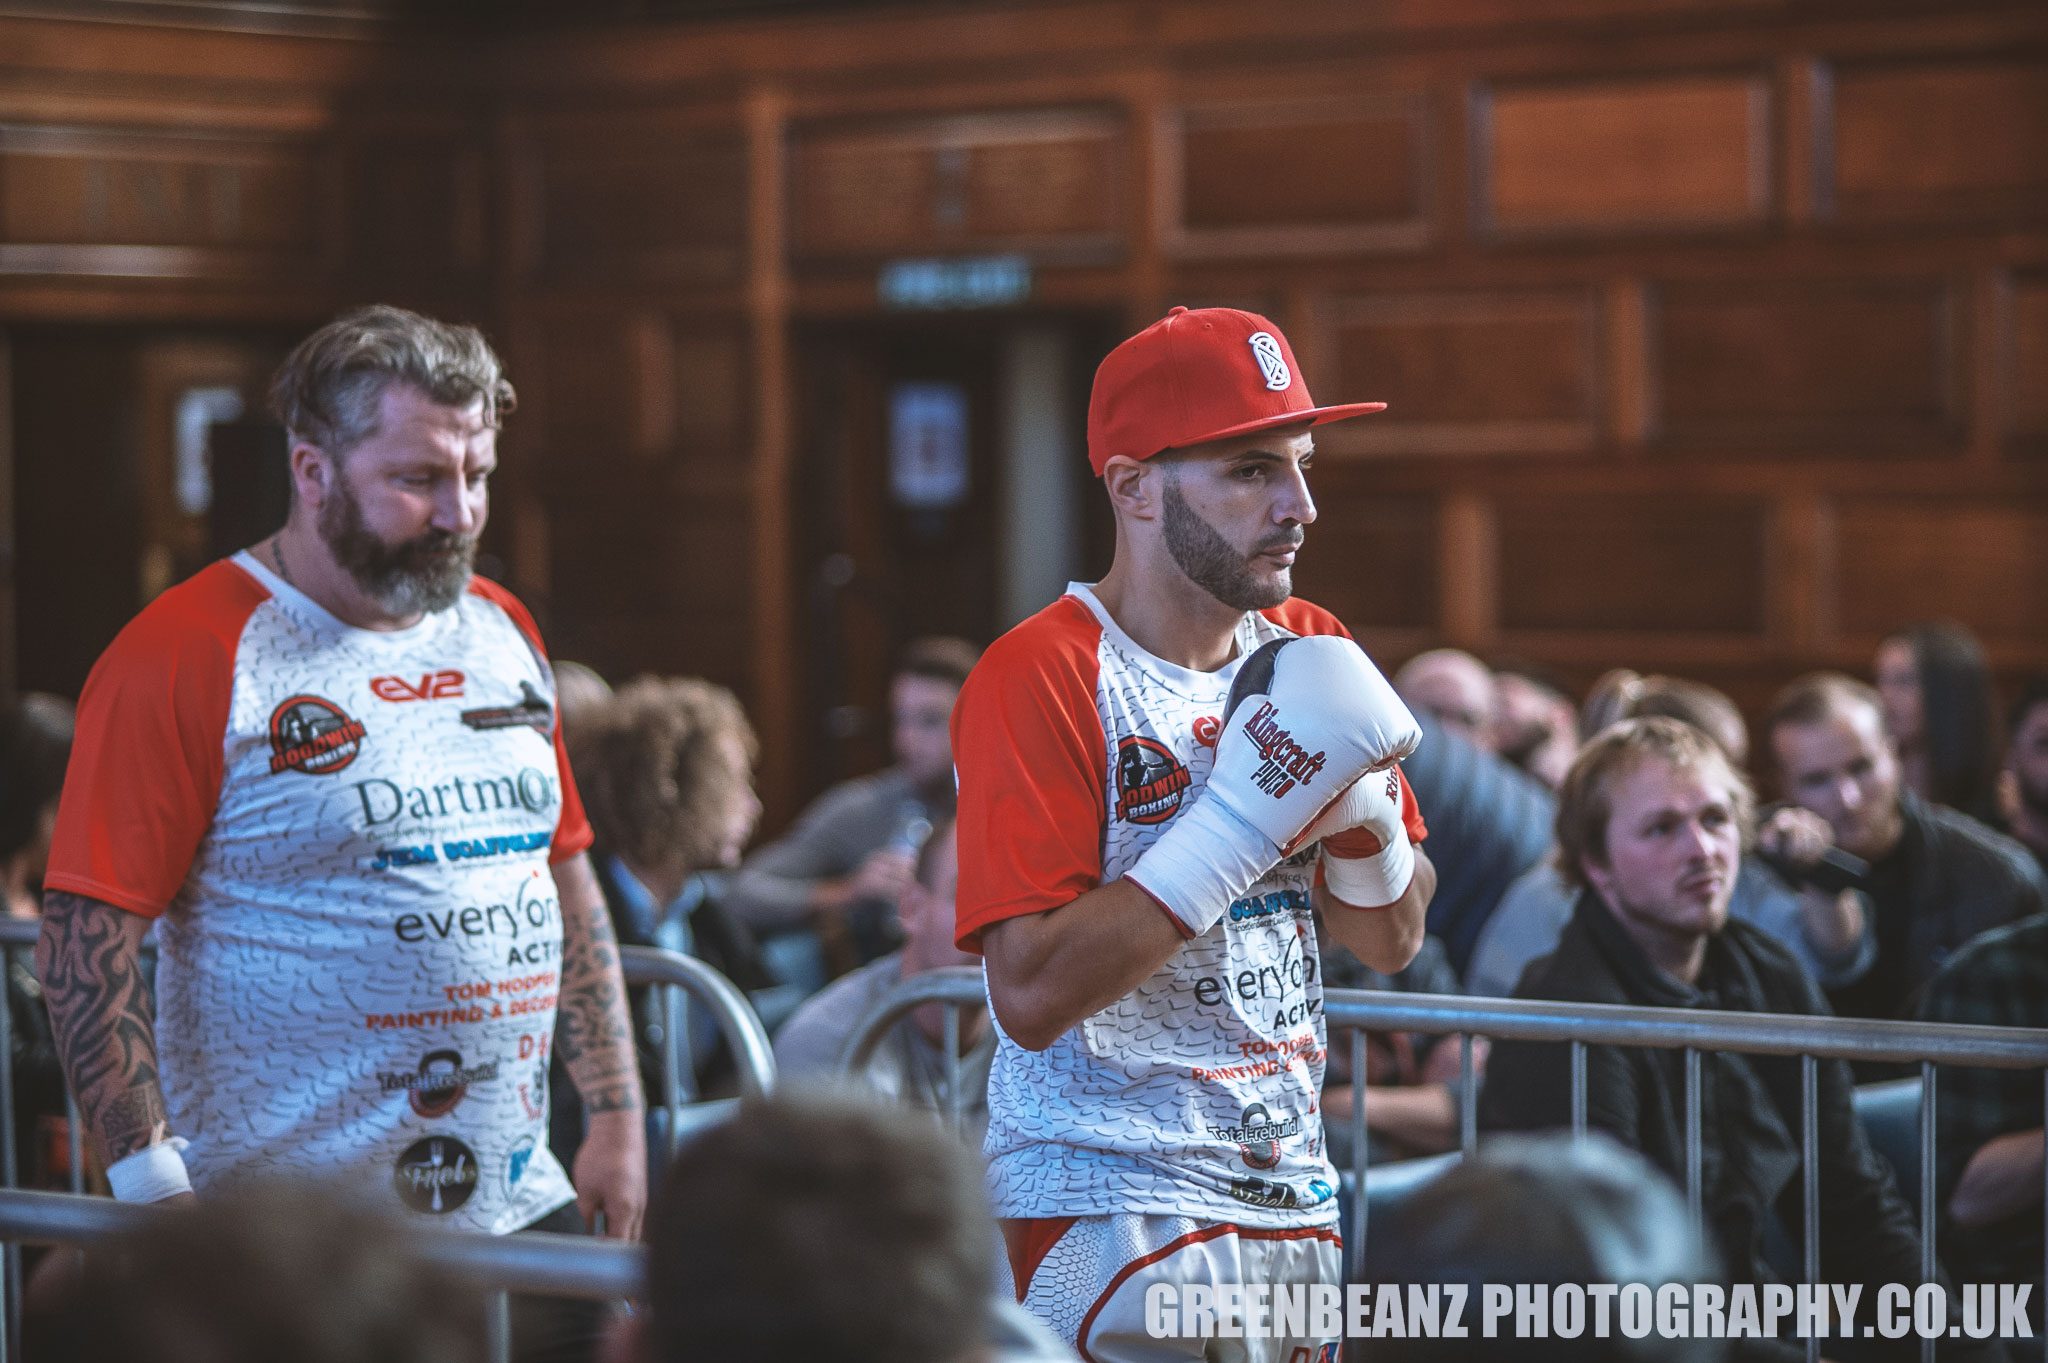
[551,660,612,747]
[39,1183,484,1363]
[1400,710,1556,978]
[1479,718,1994,1363]
[1875,621,2003,825]
[564,676,768,1149]
[0,694,74,1189]
[621,1092,1069,1363]
[1394,648,1497,747]
[1998,674,2048,875]
[1321,934,1481,1163]
[1490,661,1578,790]
[1918,911,2047,1334]
[1468,674,1870,998]
[727,636,979,972]
[1766,673,2043,1021]
[774,821,993,1140]
[1361,1132,1720,1363]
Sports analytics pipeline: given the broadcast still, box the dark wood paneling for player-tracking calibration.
[347,132,483,277]
[1837,500,2048,643]
[1320,290,1598,456]
[1478,75,1768,233]
[1654,279,1962,454]
[1291,490,1437,631]
[0,124,321,261]
[791,109,1122,260]
[2016,275,2048,453]
[520,118,747,284]
[1168,96,1426,256]
[1498,494,1767,634]
[1832,58,2048,224]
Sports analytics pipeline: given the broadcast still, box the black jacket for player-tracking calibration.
[1479,891,1998,1363]
[1828,790,2046,1022]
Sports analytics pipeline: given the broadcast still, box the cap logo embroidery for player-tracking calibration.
[1247,332,1291,391]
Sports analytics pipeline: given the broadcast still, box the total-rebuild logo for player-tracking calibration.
[1241,702,1326,799]
[378,1048,501,1119]
[268,696,368,775]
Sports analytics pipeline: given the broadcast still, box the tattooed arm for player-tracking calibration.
[552,852,646,1239]
[36,889,188,1194]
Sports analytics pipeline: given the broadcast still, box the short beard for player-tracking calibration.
[317,475,476,616]
[1161,471,1299,612]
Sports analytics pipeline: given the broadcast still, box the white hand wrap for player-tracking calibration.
[106,1137,192,1204]
[1125,794,1276,937]
[1323,832,1415,909]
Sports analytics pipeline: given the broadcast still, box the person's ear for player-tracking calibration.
[1580,854,1618,908]
[288,442,332,511]
[1101,456,1160,522]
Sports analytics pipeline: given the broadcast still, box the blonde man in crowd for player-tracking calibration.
[1480,717,1995,1363]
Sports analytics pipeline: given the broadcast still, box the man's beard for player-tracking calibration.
[318,476,477,616]
[1161,474,1301,612]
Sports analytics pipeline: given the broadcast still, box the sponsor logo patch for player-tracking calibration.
[460,681,554,735]
[393,1135,479,1214]
[268,695,367,775]
[371,670,466,702]
[1114,736,1191,824]
[1212,1102,1299,1170]
[1247,331,1291,392]
[378,1048,500,1119]
[1241,701,1326,799]
[505,1135,536,1198]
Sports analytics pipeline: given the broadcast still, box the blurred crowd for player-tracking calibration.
[3,615,2047,1361]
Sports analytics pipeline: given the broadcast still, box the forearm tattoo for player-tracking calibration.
[36,890,171,1164]
[556,890,644,1115]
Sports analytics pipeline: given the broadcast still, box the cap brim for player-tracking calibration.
[1161,401,1388,454]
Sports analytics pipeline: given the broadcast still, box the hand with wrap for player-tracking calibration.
[1125,635,1420,935]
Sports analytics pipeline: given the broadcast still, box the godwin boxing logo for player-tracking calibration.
[268,696,367,775]
[1114,736,1191,825]
[1240,702,1327,799]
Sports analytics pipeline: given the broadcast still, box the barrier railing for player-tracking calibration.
[0,920,772,1363]
[839,967,2048,1363]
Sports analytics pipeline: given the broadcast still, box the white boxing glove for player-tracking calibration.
[1302,766,1417,909]
[1125,635,1421,936]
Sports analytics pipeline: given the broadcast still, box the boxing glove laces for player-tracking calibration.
[1125,635,1420,936]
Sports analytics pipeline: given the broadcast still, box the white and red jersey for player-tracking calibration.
[954,583,1425,1228]
[46,551,592,1234]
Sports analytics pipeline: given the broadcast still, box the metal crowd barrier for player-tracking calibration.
[840,967,2048,1363]
[0,920,773,1363]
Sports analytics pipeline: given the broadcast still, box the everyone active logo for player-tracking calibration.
[378,1048,501,1119]
[394,1135,480,1214]
[1114,736,1191,824]
[268,695,368,775]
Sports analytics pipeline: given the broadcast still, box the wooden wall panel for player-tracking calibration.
[1498,494,1767,634]
[1654,279,1962,453]
[519,120,747,284]
[1319,290,1598,455]
[1290,489,1437,631]
[1478,75,1768,233]
[1836,501,2048,643]
[2016,276,2048,453]
[1832,59,2048,223]
[347,133,484,278]
[791,110,1122,260]
[1167,96,1427,255]
[0,124,321,265]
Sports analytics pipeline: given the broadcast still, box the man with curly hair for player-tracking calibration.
[563,676,764,1132]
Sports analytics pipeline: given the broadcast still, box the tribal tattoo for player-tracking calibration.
[553,860,644,1116]
[37,890,172,1164]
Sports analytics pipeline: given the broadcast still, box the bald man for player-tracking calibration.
[1395,650,1497,749]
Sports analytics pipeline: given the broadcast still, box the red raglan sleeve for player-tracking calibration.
[952,599,1108,955]
[466,578,594,863]
[44,562,265,918]
[1263,595,1427,844]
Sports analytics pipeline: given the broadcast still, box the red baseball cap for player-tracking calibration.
[1085,306,1385,476]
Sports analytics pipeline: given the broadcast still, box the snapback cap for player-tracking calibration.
[1085,306,1385,476]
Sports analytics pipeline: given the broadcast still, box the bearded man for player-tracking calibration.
[39,308,644,1350]
[953,307,1433,1362]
